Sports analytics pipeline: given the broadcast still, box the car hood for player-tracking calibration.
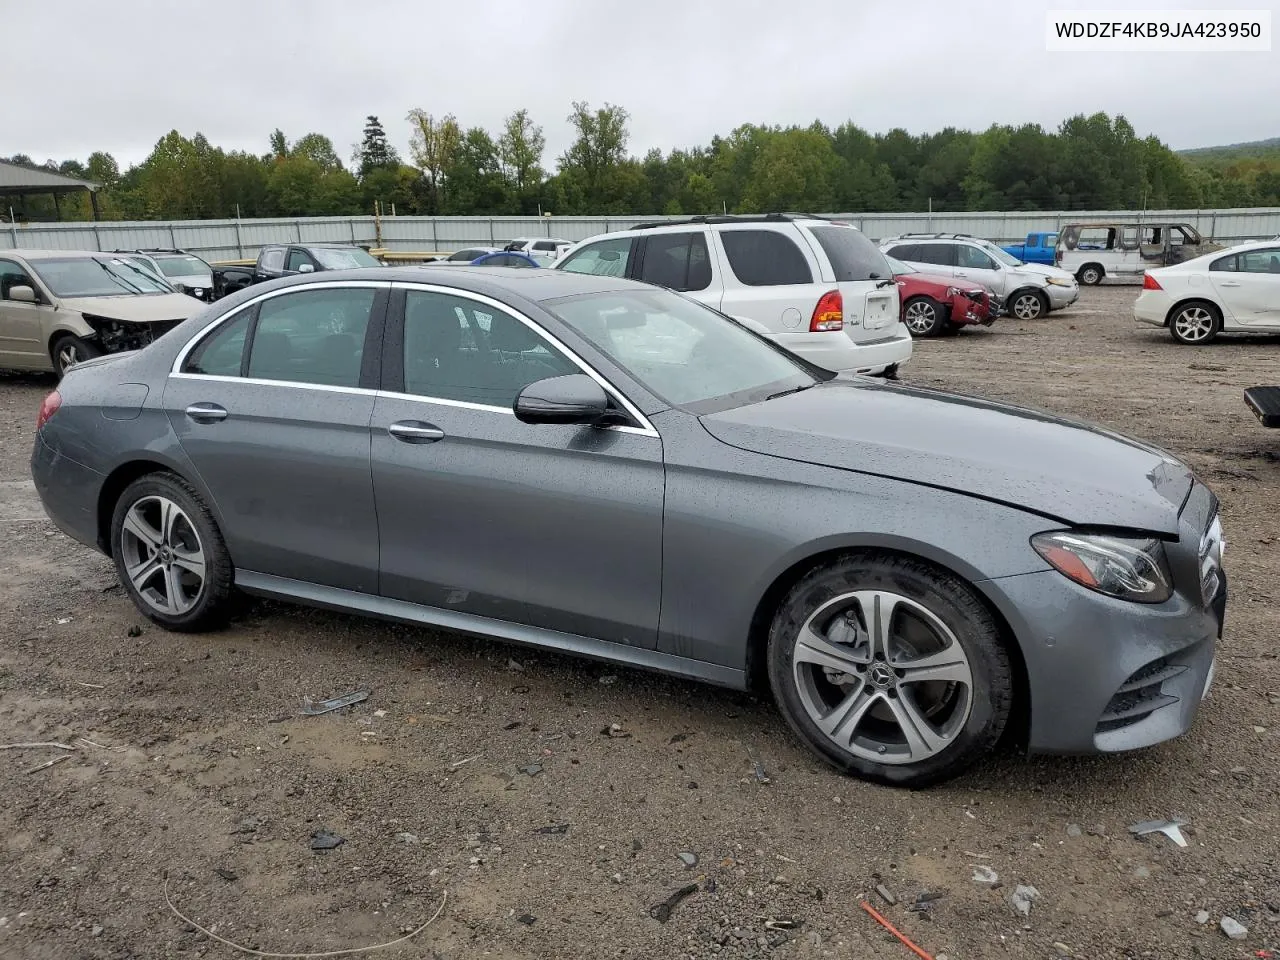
[59,293,202,324]
[1010,262,1074,282]
[700,380,1192,534]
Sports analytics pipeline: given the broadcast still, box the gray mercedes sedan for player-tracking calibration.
[30,267,1227,786]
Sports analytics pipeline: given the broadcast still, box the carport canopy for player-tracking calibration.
[0,160,102,220]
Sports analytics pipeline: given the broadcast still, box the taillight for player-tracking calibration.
[810,290,844,332]
[1143,273,1162,290]
[37,390,61,430]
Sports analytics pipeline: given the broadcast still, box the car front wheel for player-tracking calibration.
[1007,290,1047,320]
[110,472,235,632]
[767,551,1013,787]
[51,335,102,377]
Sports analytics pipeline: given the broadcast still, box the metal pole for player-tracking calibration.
[432,217,438,251]
[169,223,178,249]
[9,207,17,248]
[488,218,494,244]
[234,214,244,259]
[294,220,302,242]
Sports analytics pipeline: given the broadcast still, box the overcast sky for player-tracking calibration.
[6,0,1278,170]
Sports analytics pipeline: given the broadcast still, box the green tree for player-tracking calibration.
[406,109,462,214]
[559,101,630,209]
[357,115,399,176]
[291,132,344,172]
[443,128,510,215]
[498,108,546,212]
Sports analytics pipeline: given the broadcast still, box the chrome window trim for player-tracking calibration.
[166,278,660,439]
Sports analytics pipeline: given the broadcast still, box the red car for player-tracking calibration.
[885,256,998,337]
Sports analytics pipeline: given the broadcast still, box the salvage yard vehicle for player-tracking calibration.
[31,267,1226,787]
[114,248,217,303]
[468,251,541,268]
[505,237,573,264]
[1133,239,1280,344]
[1001,231,1058,266]
[555,214,912,378]
[880,234,1078,320]
[215,243,385,296]
[437,246,502,264]
[885,256,997,337]
[1058,221,1222,285]
[0,249,202,375]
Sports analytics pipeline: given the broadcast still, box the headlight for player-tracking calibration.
[1045,277,1073,287]
[945,286,960,298]
[1031,531,1173,603]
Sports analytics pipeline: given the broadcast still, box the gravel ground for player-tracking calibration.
[2,285,1279,960]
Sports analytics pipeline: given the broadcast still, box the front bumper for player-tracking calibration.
[1045,283,1079,310]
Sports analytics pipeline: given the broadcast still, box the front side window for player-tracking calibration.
[719,230,812,286]
[184,309,252,376]
[402,291,577,407]
[0,259,38,300]
[285,248,315,272]
[247,287,375,386]
[29,256,172,297]
[958,245,997,270]
[545,288,817,410]
[557,237,634,277]
[638,232,712,292]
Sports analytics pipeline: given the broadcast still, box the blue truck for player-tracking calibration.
[1001,231,1058,265]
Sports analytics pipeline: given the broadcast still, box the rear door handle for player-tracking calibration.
[185,402,228,423]
[388,420,445,444]
[1219,281,1242,287]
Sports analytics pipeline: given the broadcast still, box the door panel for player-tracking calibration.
[0,258,53,368]
[371,286,665,648]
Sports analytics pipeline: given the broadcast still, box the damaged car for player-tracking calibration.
[0,249,202,377]
[886,256,998,337]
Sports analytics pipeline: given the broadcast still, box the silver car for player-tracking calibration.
[30,268,1226,786]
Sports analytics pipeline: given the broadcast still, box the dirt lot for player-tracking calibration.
[2,285,1280,960]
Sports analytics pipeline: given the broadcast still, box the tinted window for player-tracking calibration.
[532,240,558,251]
[720,230,812,286]
[558,237,633,277]
[545,288,814,409]
[886,244,920,262]
[912,244,955,267]
[260,248,286,272]
[639,232,712,292]
[807,225,891,281]
[402,291,577,407]
[185,309,252,376]
[957,245,996,270]
[1210,253,1238,272]
[285,248,314,272]
[247,287,375,387]
[1239,248,1280,274]
[0,259,37,300]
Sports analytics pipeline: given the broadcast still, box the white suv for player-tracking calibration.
[553,215,911,377]
[880,234,1080,320]
[505,237,574,265]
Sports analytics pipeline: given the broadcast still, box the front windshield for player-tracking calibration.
[885,256,916,275]
[154,255,210,278]
[984,243,1023,267]
[311,247,382,269]
[31,256,174,297]
[543,288,820,409]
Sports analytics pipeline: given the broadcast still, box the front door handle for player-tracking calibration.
[955,271,969,277]
[185,402,228,423]
[388,420,445,444]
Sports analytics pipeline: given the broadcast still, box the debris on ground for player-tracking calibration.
[678,851,698,868]
[507,658,524,672]
[1134,866,1152,879]
[601,723,631,739]
[1195,910,1211,924]
[396,832,420,844]
[751,759,771,784]
[503,721,523,730]
[214,869,237,882]
[910,891,944,914]
[764,917,801,931]
[972,865,999,886]
[1129,818,1189,848]
[669,733,689,744]
[516,913,536,925]
[1,741,75,751]
[1066,823,1082,837]
[300,690,369,716]
[1053,942,1073,956]
[373,709,387,718]
[449,754,480,769]
[231,816,263,835]
[599,675,617,686]
[1220,916,1248,939]
[649,883,698,922]
[875,883,897,906]
[23,754,70,775]
[859,900,934,958]
[126,625,142,637]
[309,829,345,851]
[534,823,569,835]
[520,764,543,776]
[1010,884,1040,917]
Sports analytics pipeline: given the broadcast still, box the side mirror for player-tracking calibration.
[8,284,37,303]
[514,374,611,426]
[298,263,315,274]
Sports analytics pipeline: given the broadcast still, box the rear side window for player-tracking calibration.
[912,244,956,267]
[185,309,252,376]
[247,287,376,387]
[806,226,892,282]
[638,232,712,292]
[720,230,813,286]
[1209,253,1237,272]
[260,247,285,272]
[886,244,920,262]
[532,240,558,252]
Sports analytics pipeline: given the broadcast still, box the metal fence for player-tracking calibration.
[3,208,1278,262]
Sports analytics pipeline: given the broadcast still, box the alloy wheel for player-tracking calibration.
[904,301,938,334]
[1173,306,1215,343]
[791,590,974,765]
[57,343,82,374]
[1011,294,1043,320]
[118,496,207,615]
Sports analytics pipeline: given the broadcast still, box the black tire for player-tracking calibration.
[1077,264,1104,286]
[902,296,946,337]
[109,472,235,632]
[1007,289,1048,321]
[50,334,102,378]
[1168,300,1222,346]
[766,551,1013,788]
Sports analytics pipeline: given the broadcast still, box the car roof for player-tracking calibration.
[4,249,117,261]
[250,265,645,303]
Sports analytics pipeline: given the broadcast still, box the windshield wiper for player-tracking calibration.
[766,383,816,401]
[92,258,145,294]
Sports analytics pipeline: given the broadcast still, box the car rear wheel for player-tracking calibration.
[1169,301,1221,345]
[902,296,946,337]
[1008,290,1048,321]
[51,335,102,378]
[110,472,235,632]
[1077,264,1104,285]
[766,551,1013,787]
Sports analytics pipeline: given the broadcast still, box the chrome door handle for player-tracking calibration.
[1219,281,1241,287]
[388,420,445,444]
[185,402,228,423]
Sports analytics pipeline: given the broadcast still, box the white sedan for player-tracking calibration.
[1134,239,1280,344]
